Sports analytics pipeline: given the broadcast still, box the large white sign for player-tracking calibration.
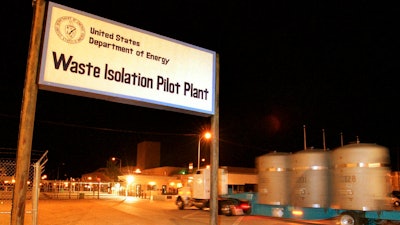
[39,2,216,116]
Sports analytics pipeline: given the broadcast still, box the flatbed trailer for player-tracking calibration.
[224,192,400,225]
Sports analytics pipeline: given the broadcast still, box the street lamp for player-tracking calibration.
[112,157,122,171]
[197,132,211,171]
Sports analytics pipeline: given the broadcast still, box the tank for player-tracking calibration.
[290,148,332,208]
[256,151,291,205]
[331,143,392,210]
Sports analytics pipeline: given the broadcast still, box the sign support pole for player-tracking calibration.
[11,0,45,224]
[210,53,220,225]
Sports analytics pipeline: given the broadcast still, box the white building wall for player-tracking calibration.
[227,173,257,185]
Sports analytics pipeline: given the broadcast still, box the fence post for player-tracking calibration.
[32,150,48,225]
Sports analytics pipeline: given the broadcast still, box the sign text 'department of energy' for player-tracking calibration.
[39,2,216,116]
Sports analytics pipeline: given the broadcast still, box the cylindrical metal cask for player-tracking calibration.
[331,143,392,210]
[257,151,291,205]
[291,149,332,208]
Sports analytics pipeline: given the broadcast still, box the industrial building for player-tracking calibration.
[79,141,257,199]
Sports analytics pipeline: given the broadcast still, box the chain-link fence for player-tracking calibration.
[0,150,48,225]
[39,180,115,200]
[0,159,34,224]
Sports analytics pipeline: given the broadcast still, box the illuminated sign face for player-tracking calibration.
[39,2,216,116]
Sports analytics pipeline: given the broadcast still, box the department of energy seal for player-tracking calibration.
[54,16,85,44]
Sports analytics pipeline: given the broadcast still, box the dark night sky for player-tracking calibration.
[1,1,399,179]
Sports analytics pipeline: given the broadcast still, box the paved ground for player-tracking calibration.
[0,197,343,225]
[1,197,157,225]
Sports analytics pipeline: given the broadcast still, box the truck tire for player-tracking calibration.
[338,213,356,225]
[176,197,185,210]
[337,212,367,225]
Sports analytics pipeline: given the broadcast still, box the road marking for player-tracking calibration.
[233,216,244,225]
[182,210,203,219]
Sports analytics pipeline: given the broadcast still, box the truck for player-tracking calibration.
[224,191,400,225]
[224,143,400,225]
[175,167,228,211]
[176,143,400,225]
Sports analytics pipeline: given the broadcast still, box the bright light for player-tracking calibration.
[292,209,303,216]
[124,196,140,203]
[114,183,121,189]
[149,181,156,186]
[112,157,122,170]
[239,203,251,210]
[125,176,134,197]
[198,131,212,170]
[127,176,134,184]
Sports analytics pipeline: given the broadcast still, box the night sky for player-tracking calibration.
[1,1,399,179]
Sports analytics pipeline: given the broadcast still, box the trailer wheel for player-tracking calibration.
[176,197,185,210]
[338,212,366,225]
[338,213,357,225]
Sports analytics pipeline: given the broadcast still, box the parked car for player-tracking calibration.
[219,198,251,216]
[392,191,400,207]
